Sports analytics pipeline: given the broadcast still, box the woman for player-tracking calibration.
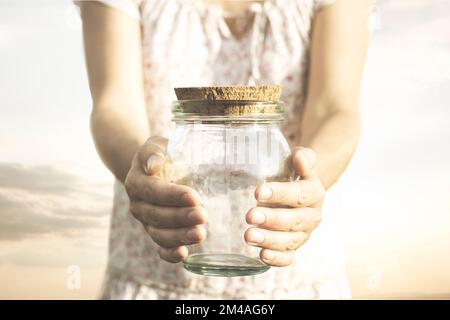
[77,0,371,299]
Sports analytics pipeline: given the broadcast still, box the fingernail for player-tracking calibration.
[188,208,207,224]
[263,250,275,261]
[301,153,311,170]
[186,228,198,241]
[187,210,200,223]
[198,206,208,221]
[247,229,264,244]
[258,185,272,200]
[147,155,161,174]
[176,246,188,260]
[182,192,201,206]
[186,226,205,242]
[250,210,266,225]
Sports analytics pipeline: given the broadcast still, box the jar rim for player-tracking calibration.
[172,100,285,122]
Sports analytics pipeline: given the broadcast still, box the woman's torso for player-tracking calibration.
[102,0,351,299]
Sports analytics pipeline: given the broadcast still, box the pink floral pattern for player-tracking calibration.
[83,0,352,299]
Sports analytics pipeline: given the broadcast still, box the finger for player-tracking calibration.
[127,172,201,206]
[246,206,321,232]
[157,246,188,263]
[147,224,207,248]
[136,136,168,175]
[291,147,316,178]
[254,179,324,207]
[244,227,309,251]
[260,249,295,267]
[130,201,207,228]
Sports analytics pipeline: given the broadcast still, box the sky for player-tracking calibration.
[0,0,449,299]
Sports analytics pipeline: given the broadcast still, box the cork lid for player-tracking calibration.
[173,85,283,116]
[175,85,282,101]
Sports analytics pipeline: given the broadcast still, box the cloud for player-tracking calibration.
[0,163,112,242]
[0,163,107,196]
[0,192,103,240]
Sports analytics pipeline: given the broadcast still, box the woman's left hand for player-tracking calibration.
[245,147,325,267]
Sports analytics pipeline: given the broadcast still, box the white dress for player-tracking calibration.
[77,0,352,299]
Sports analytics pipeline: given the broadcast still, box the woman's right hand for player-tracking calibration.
[124,136,207,263]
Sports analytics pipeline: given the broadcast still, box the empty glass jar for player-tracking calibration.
[166,87,292,277]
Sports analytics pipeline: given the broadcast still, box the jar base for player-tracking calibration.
[182,253,270,277]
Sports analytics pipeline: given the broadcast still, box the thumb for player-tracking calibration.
[146,153,165,176]
[292,147,316,179]
[139,136,168,176]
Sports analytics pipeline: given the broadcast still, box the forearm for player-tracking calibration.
[297,0,369,189]
[79,2,149,183]
[91,102,149,183]
[298,105,361,189]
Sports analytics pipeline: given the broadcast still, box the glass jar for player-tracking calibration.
[166,96,292,277]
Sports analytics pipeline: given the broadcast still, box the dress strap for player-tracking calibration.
[247,0,281,84]
[247,2,264,84]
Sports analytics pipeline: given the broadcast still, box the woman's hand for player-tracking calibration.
[245,147,325,267]
[124,136,207,263]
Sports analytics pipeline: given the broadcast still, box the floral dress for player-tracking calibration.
[77,0,352,299]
